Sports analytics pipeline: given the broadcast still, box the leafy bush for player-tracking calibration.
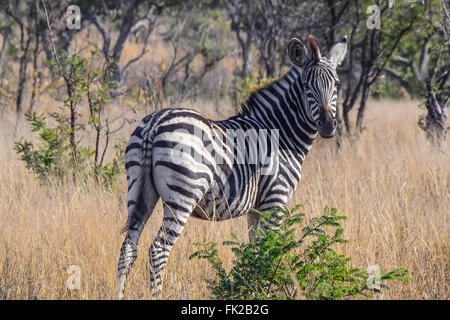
[14,112,71,179]
[14,112,125,186]
[99,140,126,188]
[14,50,125,186]
[190,206,410,300]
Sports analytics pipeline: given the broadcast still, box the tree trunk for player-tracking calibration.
[356,82,371,133]
[15,3,36,118]
[334,104,344,152]
[424,79,448,146]
[16,34,32,116]
[0,32,9,76]
[110,0,143,84]
[238,32,252,78]
[28,3,41,115]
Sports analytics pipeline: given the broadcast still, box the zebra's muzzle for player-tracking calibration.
[316,108,337,138]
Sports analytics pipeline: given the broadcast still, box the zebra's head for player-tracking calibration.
[288,35,347,138]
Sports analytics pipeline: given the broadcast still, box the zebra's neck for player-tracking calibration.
[233,67,318,160]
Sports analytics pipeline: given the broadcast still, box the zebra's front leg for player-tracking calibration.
[149,203,190,295]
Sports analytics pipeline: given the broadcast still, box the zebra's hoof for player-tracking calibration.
[117,275,127,300]
[151,284,163,297]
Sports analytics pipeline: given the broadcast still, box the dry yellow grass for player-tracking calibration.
[0,99,448,300]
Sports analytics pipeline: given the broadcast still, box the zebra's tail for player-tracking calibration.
[122,113,161,234]
[117,112,163,299]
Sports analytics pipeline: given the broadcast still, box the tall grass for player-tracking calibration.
[0,99,448,299]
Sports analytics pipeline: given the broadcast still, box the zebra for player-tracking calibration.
[117,35,347,299]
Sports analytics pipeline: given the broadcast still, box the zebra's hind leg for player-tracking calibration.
[117,175,160,299]
[149,203,191,295]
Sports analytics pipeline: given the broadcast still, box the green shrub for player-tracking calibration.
[99,140,126,189]
[14,112,71,179]
[14,112,125,186]
[190,206,410,300]
[14,50,125,186]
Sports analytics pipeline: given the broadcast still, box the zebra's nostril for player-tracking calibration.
[333,119,337,127]
[317,120,322,128]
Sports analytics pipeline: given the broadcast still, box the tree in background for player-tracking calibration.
[79,0,155,85]
[2,0,38,118]
[328,0,423,139]
[153,2,231,101]
[386,0,449,146]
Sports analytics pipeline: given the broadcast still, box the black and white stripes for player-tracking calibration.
[117,35,347,298]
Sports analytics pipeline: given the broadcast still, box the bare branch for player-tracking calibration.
[84,13,111,58]
[383,68,413,95]
[41,0,67,80]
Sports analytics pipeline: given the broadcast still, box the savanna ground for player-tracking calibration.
[0,97,448,300]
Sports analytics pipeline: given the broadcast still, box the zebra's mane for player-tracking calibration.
[237,67,299,117]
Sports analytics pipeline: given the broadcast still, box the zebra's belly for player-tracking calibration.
[191,197,233,221]
[191,179,258,221]
[192,196,242,221]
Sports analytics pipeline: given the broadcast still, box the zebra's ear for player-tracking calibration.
[328,36,348,67]
[288,38,308,67]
